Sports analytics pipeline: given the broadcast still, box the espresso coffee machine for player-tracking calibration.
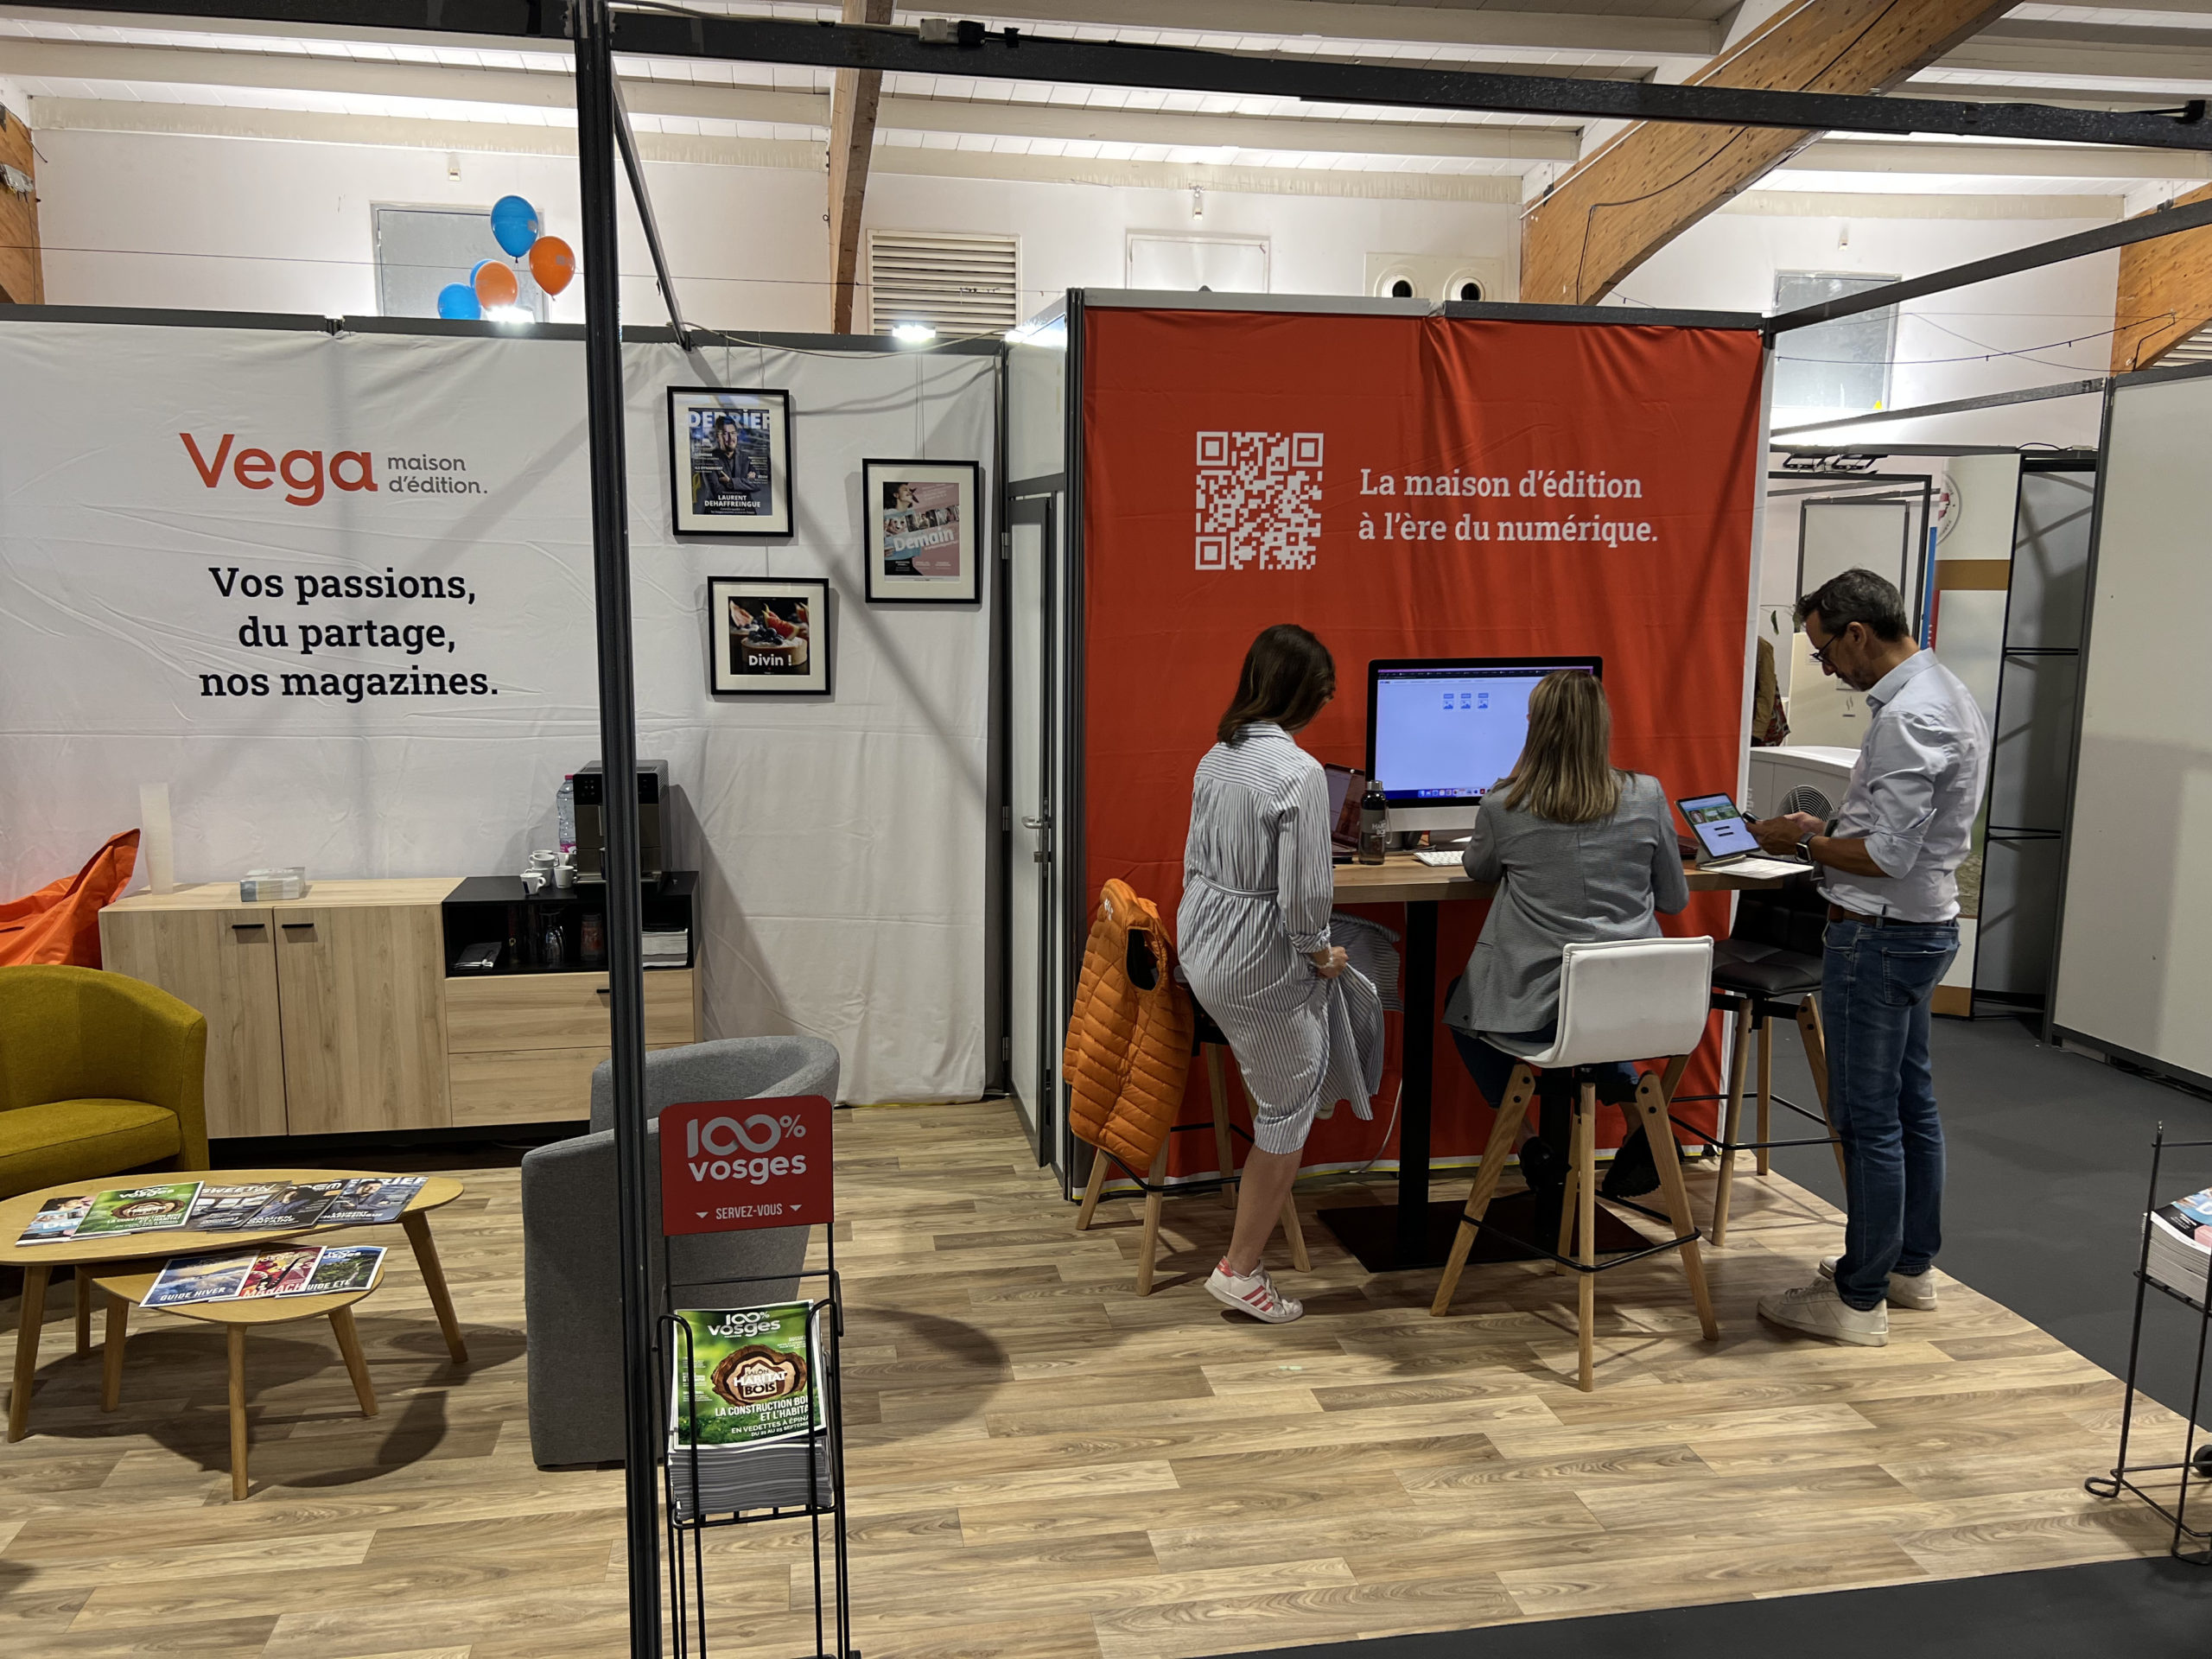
[573,760,671,885]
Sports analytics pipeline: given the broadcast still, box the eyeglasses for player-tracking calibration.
[1806,626,1848,668]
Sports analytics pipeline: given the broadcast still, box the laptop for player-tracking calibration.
[1325,764,1366,861]
[1677,791,1802,868]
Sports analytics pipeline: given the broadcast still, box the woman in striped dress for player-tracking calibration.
[1179,624,1368,1325]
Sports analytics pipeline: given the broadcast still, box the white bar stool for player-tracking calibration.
[1429,935,1722,1392]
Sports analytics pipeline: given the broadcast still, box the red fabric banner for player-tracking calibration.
[1080,308,1767,1173]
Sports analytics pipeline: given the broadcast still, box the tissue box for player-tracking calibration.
[240,868,308,901]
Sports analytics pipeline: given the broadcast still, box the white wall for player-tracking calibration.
[30,127,829,329]
[856,170,1521,318]
[28,124,1522,328]
[1620,207,2117,450]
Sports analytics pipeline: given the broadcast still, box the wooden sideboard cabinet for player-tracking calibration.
[99,877,700,1139]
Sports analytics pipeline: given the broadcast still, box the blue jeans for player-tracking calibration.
[1822,918,1959,1311]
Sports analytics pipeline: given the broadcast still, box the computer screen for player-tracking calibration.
[1364,657,1603,823]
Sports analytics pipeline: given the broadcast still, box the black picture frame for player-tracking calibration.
[707,575,831,697]
[862,458,984,604]
[670,387,793,537]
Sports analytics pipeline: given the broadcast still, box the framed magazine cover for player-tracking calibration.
[670,387,792,537]
[708,575,831,697]
[863,459,982,604]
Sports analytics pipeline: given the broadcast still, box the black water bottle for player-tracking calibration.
[1357,781,1388,865]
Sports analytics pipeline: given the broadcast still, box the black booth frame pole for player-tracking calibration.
[573,1,664,1653]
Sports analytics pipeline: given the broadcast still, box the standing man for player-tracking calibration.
[1750,568,1989,1347]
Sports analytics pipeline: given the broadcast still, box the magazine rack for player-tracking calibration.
[658,1254,855,1658]
[2084,1128,2212,1566]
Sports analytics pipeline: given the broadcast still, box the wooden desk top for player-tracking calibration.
[1332,853,1783,906]
[105,879,463,912]
[0,1170,463,1268]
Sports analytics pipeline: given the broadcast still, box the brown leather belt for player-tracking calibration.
[1827,903,1889,927]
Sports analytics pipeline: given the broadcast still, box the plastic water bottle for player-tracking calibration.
[1357,781,1388,865]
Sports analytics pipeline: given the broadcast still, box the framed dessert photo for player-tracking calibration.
[670,387,792,537]
[708,575,830,697]
[863,459,982,604]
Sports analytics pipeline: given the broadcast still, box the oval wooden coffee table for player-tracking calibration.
[0,1168,465,1442]
[87,1255,385,1500]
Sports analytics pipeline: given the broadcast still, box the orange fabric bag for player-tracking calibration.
[0,830,141,968]
[1063,878,1194,1173]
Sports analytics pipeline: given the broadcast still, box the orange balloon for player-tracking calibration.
[474,261,520,309]
[530,235,576,296]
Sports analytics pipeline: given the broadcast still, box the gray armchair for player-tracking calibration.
[519,1035,840,1467]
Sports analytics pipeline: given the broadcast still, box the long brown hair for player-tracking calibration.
[1217,624,1335,744]
[1496,671,1624,823]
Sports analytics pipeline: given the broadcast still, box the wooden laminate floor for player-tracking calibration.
[0,1100,2190,1658]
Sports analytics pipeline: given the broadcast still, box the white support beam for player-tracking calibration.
[1786,137,2212,181]
[0,38,1580,161]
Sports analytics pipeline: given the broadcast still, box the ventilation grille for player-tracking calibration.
[868,230,1020,337]
[2161,321,2212,366]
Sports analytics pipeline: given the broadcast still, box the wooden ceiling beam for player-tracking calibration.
[828,0,893,335]
[2111,181,2212,372]
[1520,0,2012,307]
[0,105,43,306]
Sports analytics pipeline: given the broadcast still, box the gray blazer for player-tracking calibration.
[1442,772,1689,1038]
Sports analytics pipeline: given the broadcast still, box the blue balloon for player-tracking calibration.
[469,260,491,283]
[489,195,540,258]
[437,282,482,321]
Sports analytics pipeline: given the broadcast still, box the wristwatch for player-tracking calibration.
[1796,830,1819,861]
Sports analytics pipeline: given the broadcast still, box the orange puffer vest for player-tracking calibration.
[1064,879,1193,1173]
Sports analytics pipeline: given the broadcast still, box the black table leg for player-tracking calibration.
[1395,900,1439,1261]
[1319,900,1452,1271]
[1318,901,1641,1274]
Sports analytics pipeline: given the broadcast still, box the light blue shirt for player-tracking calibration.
[1821,650,1990,925]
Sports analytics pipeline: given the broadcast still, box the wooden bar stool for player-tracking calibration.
[1675,879,1847,1245]
[1074,1006,1308,1295]
[1430,936,1722,1392]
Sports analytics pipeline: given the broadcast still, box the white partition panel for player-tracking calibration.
[2053,367,2212,1082]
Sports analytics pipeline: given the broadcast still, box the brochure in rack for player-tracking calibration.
[2146,1191,2212,1300]
[18,1176,424,1245]
[666,1302,834,1518]
[143,1243,387,1309]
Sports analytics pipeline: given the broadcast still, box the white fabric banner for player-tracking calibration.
[0,321,995,1103]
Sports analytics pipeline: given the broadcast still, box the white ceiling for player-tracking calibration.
[5,1,2212,207]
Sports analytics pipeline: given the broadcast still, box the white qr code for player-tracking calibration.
[1195,431,1324,572]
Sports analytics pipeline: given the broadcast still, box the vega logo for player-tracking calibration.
[181,433,378,507]
[686,1110,809,1187]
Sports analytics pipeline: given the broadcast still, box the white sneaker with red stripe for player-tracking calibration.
[1205,1259,1304,1323]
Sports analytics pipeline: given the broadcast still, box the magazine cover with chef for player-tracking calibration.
[670,1302,826,1448]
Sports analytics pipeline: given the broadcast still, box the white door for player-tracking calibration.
[1007,496,1058,1165]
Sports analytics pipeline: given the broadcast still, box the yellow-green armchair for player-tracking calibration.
[0,965,210,1199]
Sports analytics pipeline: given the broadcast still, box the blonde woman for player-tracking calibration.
[1443,670,1688,1201]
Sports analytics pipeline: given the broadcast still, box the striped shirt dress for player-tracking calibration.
[1177,722,1382,1156]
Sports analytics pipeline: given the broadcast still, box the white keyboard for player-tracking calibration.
[1414,849,1464,868]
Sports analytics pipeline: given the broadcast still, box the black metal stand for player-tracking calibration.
[2084,1128,2212,1566]
[661,1249,856,1658]
[1667,988,1840,1167]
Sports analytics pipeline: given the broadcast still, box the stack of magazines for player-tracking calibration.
[2145,1185,2212,1300]
[666,1302,834,1520]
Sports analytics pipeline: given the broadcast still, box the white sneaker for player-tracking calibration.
[1819,1255,1939,1311]
[1205,1260,1304,1324]
[1758,1276,1889,1347]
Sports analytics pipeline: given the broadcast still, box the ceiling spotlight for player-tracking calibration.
[891,322,938,344]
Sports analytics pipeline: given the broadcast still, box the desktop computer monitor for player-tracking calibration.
[1364,656,1603,839]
